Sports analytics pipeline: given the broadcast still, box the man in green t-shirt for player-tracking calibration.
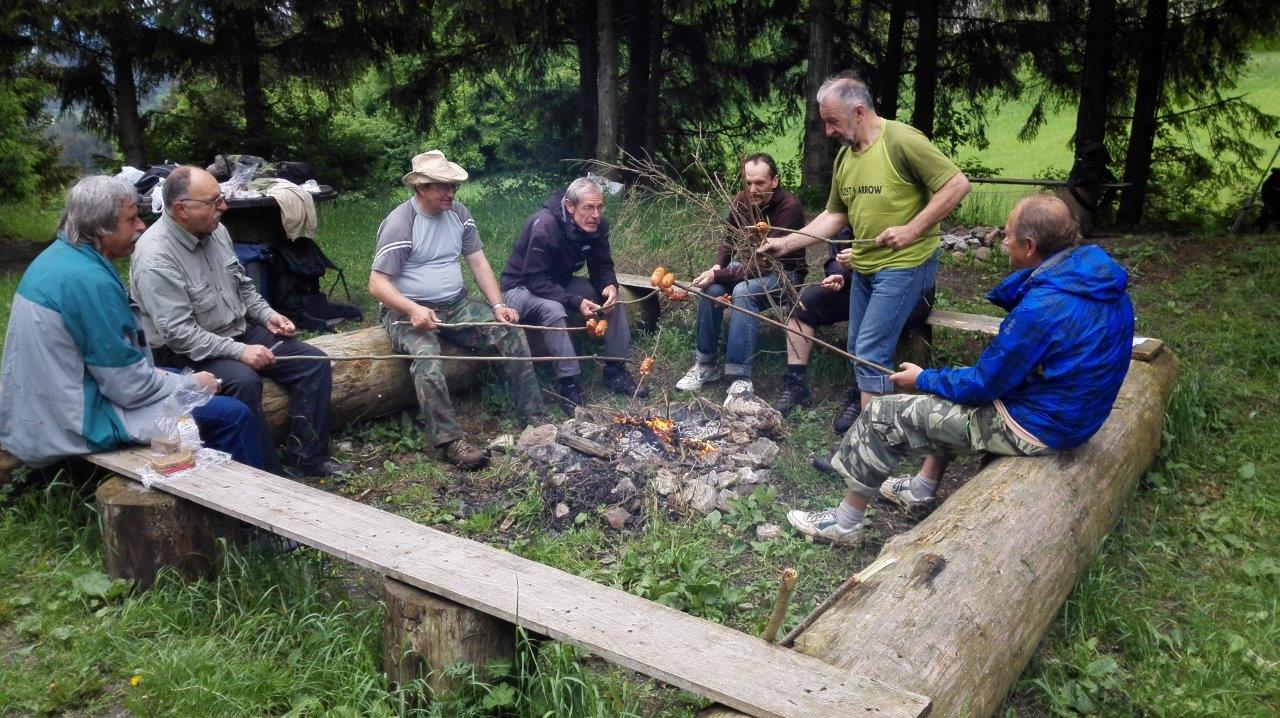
[761,73,970,429]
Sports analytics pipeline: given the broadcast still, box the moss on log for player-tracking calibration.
[702,351,1178,718]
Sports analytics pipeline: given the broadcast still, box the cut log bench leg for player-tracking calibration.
[95,476,243,591]
[382,577,516,699]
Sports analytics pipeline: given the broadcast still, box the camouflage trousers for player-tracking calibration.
[382,292,544,448]
[830,393,1055,500]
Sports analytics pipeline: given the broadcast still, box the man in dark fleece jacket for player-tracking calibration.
[500,177,647,409]
[787,195,1135,546]
[676,153,806,399]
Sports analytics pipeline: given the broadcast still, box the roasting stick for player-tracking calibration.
[672,280,893,374]
[273,354,630,364]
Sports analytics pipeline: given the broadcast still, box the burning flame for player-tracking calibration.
[612,413,717,454]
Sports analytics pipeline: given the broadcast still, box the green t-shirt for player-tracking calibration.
[825,119,960,273]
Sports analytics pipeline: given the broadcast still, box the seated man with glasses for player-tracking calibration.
[368,150,545,470]
[130,166,351,479]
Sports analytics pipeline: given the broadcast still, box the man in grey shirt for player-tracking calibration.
[130,166,349,479]
[369,150,545,470]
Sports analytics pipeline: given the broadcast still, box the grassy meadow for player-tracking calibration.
[2,53,1280,718]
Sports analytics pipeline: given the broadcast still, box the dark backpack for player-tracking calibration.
[268,237,362,331]
[1067,142,1117,212]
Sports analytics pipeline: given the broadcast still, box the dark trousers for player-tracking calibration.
[159,325,331,472]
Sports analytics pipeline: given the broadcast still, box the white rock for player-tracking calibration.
[603,506,632,530]
[742,437,781,468]
[612,477,638,495]
[682,482,717,515]
[973,246,992,262]
[715,488,740,513]
[517,424,558,450]
[755,523,783,540]
[554,502,570,518]
[653,468,681,495]
[488,434,516,453]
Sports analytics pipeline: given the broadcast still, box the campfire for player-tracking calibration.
[510,389,786,531]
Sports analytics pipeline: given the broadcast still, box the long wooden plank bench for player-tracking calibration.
[87,448,929,718]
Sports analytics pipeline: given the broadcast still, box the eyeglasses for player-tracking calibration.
[428,183,460,194]
[179,194,227,207]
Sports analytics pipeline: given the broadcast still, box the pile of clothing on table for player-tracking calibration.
[115,156,360,332]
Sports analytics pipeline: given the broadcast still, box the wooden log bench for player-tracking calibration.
[85,449,929,718]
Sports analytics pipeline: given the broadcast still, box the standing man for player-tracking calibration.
[675,153,806,398]
[0,175,262,470]
[500,177,648,410]
[369,150,545,470]
[762,72,970,426]
[786,196,1135,545]
[131,166,349,479]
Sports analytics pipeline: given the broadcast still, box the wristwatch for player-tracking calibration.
[493,303,508,310]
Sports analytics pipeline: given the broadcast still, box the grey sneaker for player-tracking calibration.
[785,507,863,546]
[676,363,722,391]
[879,475,934,511]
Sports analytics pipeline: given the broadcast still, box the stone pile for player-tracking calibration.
[500,390,788,530]
[940,225,1002,262]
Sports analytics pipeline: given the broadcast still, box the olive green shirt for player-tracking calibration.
[826,119,961,274]
[130,214,277,362]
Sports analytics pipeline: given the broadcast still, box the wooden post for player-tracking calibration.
[382,577,516,698]
[95,476,243,591]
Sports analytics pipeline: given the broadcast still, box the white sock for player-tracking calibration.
[910,474,939,498]
[835,500,864,529]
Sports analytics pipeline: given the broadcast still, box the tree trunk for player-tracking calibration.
[577,0,599,162]
[622,0,653,165]
[109,48,146,168]
[700,351,1178,718]
[911,0,939,137]
[383,577,517,697]
[595,0,620,177]
[1116,0,1170,227]
[802,0,835,196]
[880,0,907,120]
[96,475,243,590]
[643,3,664,156]
[236,8,270,154]
[1074,0,1117,148]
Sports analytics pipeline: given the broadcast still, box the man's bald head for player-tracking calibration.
[1007,195,1080,259]
[163,165,226,235]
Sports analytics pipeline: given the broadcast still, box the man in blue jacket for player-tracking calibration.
[787,195,1135,546]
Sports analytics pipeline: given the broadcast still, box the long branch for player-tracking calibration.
[273,354,630,363]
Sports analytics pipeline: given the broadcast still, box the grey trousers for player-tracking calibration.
[503,277,633,378]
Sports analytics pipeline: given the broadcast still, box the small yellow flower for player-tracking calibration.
[130,675,142,687]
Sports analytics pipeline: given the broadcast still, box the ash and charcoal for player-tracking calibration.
[507,392,787,532]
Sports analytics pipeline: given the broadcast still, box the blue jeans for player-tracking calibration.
[193,396,266,470]
[695,270,792,378]
[847,252,939,394]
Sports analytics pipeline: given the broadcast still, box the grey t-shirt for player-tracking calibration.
[372,198,482,303]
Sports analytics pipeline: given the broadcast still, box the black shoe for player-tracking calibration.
[556,377,585,412]
[603,367,650,398]
[810,455,837,476]
[774,377,811,416]
[285,457,354,480]
[832,394,862,435]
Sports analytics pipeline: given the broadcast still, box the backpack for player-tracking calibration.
[267,237,362,331]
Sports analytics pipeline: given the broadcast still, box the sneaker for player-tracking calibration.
[285,457,354,480]
[603,367,650,398]
[675,363,723,391]
[442,439,489,470]
[879,475,935,511]
[774,377,811,415]
[726,378,754,396]
[786,507,863,546]
[832,393,863,435]
[554,377,585,412]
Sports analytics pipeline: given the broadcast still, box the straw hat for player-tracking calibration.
[401,150,469,186]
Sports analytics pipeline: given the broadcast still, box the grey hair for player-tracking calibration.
[58,176,139,248]
[816,73,876,113]
[564,176,605,206]
[1010,195,1081,256]
[162,165,198,210]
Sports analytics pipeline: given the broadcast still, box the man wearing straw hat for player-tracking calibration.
[369,150,546,470]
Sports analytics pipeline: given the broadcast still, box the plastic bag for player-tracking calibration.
[220,157,261,197]
[149,370,216,454]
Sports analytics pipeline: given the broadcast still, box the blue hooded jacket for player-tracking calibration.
[916,244,1135,451]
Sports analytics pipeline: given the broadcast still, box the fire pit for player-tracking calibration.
[512,388,787,531]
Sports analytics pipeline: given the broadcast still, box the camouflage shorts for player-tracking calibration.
[382,292,544,447]
[830,393,1055,500]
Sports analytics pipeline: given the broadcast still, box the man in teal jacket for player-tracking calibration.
[0,176,261,469]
